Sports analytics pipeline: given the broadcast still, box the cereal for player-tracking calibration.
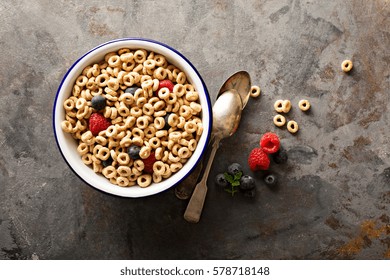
[281,100,291,113]
[250,85,261,98]
[137,174,152,188]
[61,48,203,189]
[341,60,353,72]
[273,114,286,127]
[274,100,284,113]
[298,99,311,111]
[287,120,299,134]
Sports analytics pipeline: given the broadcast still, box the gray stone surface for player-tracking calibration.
[1,0,390,259]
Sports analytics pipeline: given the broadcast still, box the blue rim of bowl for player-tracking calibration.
[52,37,212,197]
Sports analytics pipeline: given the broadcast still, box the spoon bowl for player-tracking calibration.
[217,71,251,109]
[213,89,243,140]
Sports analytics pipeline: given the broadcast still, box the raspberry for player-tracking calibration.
[143,152,156,174]
[248,147,270,171]
[88,113,111,136]
[260,132,280,154]
[158,79,174,92]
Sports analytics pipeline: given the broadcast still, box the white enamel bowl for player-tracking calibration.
[53,38,212,197]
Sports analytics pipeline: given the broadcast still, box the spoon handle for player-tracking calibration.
[184,138,220,223]
[174,135,215,200]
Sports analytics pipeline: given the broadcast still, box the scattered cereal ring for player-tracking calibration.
[273,114,286,127]
[298,99,311,111]
[282,100,291,113]
[274,100,284,113]
[341,60,353,72]
[250,85,261,97]
[287,120,299,134]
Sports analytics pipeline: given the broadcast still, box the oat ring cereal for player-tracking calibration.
[287,120,299,134]
[341,60,353,72]
[298,99,311,111]
[61,48,204,189]
[137,174,152,188]
[273,114,286,127]
[250,85,261,97]
[281,100,291,113]
[274,100,284,113]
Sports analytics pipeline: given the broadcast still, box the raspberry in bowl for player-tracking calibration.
[53,38,212,197]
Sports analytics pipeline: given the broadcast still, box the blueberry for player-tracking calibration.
[164,113,172,130]
[227,163,242,176]
[239,175,255,191]
[272,146,288,164]
[127,145,141,160]
[264,174,277,186]
[102,156,113,168]
[91,95,106,110]
[244,188,256,198]
[215,173,229,188]
[125,86,140,95]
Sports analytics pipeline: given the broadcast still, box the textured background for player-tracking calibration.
[0,0,389,259]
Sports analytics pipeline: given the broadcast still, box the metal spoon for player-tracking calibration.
[175,71,252,200]
[183,89,243,223]
[217,71,251,109]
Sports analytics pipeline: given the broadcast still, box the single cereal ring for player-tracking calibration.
[152,173,162,183]
[102,166,116,179]
[298,99,311,111]
[171,143,181,156]
[139,146,151,159]
[188,139,197,151]
[185,91,199,102]
[81,153,93,165]
[287,120,299,134]
[155,147,164,160]
[61,120,74,133]
[105,125,118,138]
[133,159,145,172]
[162,164,173,178]
[77,142,89,156]
[155,131,168,140]
[274,100,284,113]
[168,152,181,163]
[168,113,179,127]
[168,131,182,142]
[63,99,75,110]
[132,127,144,139]
[153,161,166,175]
[341,60,353,72]
[117,152,130,165]
[116,176,130,187]
[184,121,197,133]
[144,126,156,139]
[132,167,142,176]
[117,166,131,177]
[96,147,110,161]
[190,102,202,113]
[170,162,183,173]
[178,147,191,159]
[149,137,161,149]
[154,117,165,130]
[154,67,167,80]
[273,114,286,127]
[250,85,261,97]
[282,100,291,113]
[137,174,152,188]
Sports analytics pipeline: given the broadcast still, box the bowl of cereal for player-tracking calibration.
[53,38,212,197]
